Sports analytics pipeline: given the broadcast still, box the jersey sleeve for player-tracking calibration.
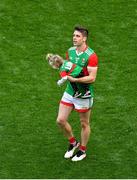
[60,61,73,77]
[88,53,98,67]
[60,71,67,77]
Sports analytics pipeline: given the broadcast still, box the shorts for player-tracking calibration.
[60,92,93,112]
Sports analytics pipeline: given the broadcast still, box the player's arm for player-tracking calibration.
[67,53,98,84]
[73,66,97,83]
[67,67,97,83]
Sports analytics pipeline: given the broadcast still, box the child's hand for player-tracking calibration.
[57,76,67,86]
[57,80,63,86]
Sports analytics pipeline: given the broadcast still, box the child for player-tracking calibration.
[46,53,91,98]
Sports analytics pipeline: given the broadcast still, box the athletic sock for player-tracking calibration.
[79,145,86,153]
[69,137,76,146]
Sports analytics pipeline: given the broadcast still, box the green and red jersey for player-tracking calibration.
[59,61,82,78]
[62,46,98,98]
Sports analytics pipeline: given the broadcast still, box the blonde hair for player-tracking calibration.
[46,53,63,69]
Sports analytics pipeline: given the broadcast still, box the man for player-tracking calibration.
[56,26,98,161]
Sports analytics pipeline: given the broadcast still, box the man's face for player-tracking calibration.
[73,30,87,47]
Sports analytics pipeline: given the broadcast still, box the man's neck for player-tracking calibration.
[76,43,87,53]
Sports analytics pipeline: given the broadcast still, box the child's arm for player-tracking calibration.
[57,76,68,86]
[57,61,73,86]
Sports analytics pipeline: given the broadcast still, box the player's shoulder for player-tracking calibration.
[85,47,94,56]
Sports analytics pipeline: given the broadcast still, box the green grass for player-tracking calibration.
[0,0,137,178]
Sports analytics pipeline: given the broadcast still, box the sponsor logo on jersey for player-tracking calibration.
[82,58,85,64]
[75,57,79,63]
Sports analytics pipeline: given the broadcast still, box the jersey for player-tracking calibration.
[65,46,98,98]
[59,60,91,98]
[59,60,82,78]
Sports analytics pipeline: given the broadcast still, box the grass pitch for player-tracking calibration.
[0,0,137,178]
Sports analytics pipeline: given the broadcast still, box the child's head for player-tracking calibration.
[46,53,63,69]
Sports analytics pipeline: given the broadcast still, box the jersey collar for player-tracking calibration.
[76,45,88,56]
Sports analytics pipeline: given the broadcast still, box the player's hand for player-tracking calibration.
[67,76,77,82]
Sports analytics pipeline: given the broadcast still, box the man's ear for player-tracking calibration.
[83,36,87,42]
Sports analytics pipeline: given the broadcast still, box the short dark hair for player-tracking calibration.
[74,26,89,38]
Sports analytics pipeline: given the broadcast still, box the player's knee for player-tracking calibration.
[81,120,89,129]
[56,117,66,126]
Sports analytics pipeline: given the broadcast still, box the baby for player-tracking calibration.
[46,53,91,98]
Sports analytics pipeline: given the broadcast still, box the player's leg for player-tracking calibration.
[56,103,73,139]
[79,109,91,147]
[57,103,79,158]
[72,110,91,161]
[71,98,93,161]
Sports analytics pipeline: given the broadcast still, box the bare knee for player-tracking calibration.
[56,116,66,127]
[81,120,90,129]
